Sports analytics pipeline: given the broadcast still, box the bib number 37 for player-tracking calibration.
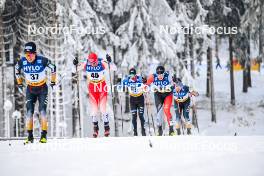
[30,73,39,80]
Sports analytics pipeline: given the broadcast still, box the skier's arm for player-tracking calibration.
[15,59,23,85]
[190,91,199,97]
[146,74,154,85]
[73,57,87,72]
[187,85,199,97]
[45,58,57,84]
[102,61,117,71]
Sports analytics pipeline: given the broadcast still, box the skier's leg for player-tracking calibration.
[183,99,191,135]
[99,85,110,137]
[163,93,173,125]
[25,87,38,143]
[138,95,146,136]
[89,85,100,137]
[37,85,48,143]
[163,93,174,135]
[174,101,181,135]
[154,93,163,136]
[130,96,138,136]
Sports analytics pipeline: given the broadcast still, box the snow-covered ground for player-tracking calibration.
[1,136,264,176]
[194,39,264,135]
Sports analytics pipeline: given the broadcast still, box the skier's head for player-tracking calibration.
[88,52,98,66]
[24,42,36,63]
[156,65,165,80]
[174,77,183,92]
[129,68,136,77]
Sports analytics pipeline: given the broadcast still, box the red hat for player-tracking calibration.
[88,52,98,63]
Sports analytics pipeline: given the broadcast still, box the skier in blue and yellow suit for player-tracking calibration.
[173,78,198,135]
[15,42,56,143]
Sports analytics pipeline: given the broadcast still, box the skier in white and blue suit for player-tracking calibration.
[172,77,198,135]
[15,42,56,143]
[122,68,146,136]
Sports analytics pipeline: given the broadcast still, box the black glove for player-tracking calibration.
[117,77,122,83]
[18,84,23,93]
[50,82,56,89]
[172,75,176,83]
[106,54,112,63]
[73,58,79,65]
[142,77,147,84]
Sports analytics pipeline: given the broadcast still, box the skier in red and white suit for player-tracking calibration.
[73,52,114,137]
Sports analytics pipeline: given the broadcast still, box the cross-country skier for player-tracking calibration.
[73,52,113,138]
[145,66,174,136]
[122,68,146,136]
[15,42,56,143]
[172,77,199,135]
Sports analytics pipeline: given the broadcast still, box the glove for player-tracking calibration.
[172,75,176,83]
[117,77,122,83]
[142,77,147,84]
[18,84,23,93]
[50,82,56,89]
[106,54,112,63]
[73,58,79,65]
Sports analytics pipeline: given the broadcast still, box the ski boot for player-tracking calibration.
[186,122,192,135]
[141,128,146,136]
[93,122,99,138]
[104,122,110,137]
[39,130,47,143]
[175,123,181,135]
[133,130,138,136]
[169,126,175,136]
[176,128,181,135]
[187,128,192,135]
[24,130,34,144]
[158,126,163,136]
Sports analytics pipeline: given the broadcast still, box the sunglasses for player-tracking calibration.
[25,52,35,56]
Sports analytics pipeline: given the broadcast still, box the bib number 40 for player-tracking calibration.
[91,72,99,78]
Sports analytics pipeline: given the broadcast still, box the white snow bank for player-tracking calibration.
[0,136,263,176]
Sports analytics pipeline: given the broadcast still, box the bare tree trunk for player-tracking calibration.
[183,33,188,69]
[242,62,248,92]
[207,47,216,122]
[72,54,81,137]
[206,52,210,97]
[189,32,195,78]
[229,35,235,105]
[259,0,263,66]
[0,14,4,137]
[247,25,252,87]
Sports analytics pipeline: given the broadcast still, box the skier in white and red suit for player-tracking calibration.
[73,52,115,138]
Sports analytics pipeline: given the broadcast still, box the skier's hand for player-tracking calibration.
[18,84,24,94]
[190,91,199,97]
[106,54,112,63]
[142,77,147,84]
[73,58,79,66]
[50,82,56,89]
[172,75,176,83]
[117,77,122,83]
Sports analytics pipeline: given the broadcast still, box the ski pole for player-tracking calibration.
[107,55,118,137]
[191,95,199,133]
[75,58,82,137]
[119,93,124,136]
[144,94,152,136]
